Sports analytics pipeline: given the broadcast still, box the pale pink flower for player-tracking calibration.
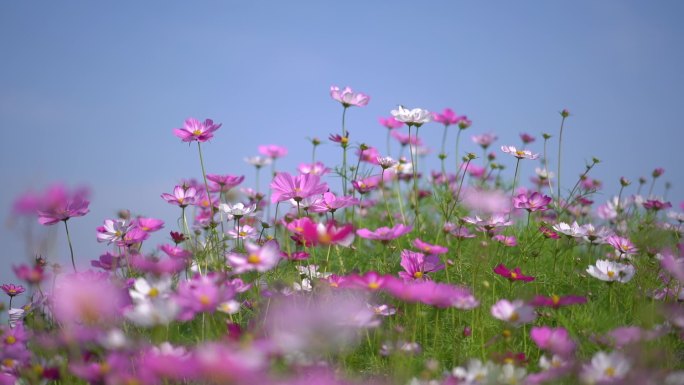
[357,224,412,242]
[330,85,370,107]
[472,133,498,149]
[226,240,281,273]
[501,145,539,160]
[491,299,536,326]
[258,144,288,159]
[270,172,328,203]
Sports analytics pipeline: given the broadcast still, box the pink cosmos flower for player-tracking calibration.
[357,224,413,242]
[501,145,540,160]
[520,133,536,144]
[412,238,448,255]
[206,174,244,193]
[91,252,122,271]
[384,280,478,309]
[330,85,370,107]
[130,254,186,275]
[391,130,423,147]
[172,118,221,142]
[531,294,587,309]
[160,244,192,260]
[491,299,536,326]
[52,272,127,328]
[344,271,394,291]
[299,220,355,247]
[472,133,498,149]
[643,199,672,211]
[13,264,45,285]
[660,252,684,281]
[298,162,331,176]
[539,226,560,239]
[258,144,288,159]
[134,217,164,233]
[432,108,461,126]
[309,192,359,214]
[605,235,638,258]
[226,240,281,274]
[1,284,25,297]
[36,185,90,225]
[357,146,380,165]
[513,192,552,212]
[270,172,328,203]
[398,250,444,281]
[379,116,404,130]
[175,273,234,321]
[493,234,517,247]
[161,185,197,208]
[351,176,380,194]
[530,326,576,357]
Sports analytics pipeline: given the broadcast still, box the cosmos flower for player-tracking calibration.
[501,145,540,160]
[472,133,498,149]
[379,116,404,130]
[580,351,631,384]
[1,284,25,298]
[493,264,535,282]
[206,174,244,193]
[391,105,432,126]
[161,185,197,208]
[412,238,448,255]
[244,155,272,168]
[530,326,576,357]
[605,235,638,258]
[270,172,328,203]
[513,192,552,212]
[96,218,132,244]
[432,108,463,127]
[172,118,221,142]
[298,162,331,176]
[258,144,288,159]
[330,85,370,107]
[219,202,257,219]
[226,240,281,274]
[491,299,536,327]
[357,224,413,242]
[398,250,444,281]
[309,192,359,214]
[586,259,635,283]
[37,186,90,225]
[531,294,587,309]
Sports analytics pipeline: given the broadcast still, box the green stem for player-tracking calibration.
[63,220,77,273]
[556,115,567,206]
[341,107,349,195]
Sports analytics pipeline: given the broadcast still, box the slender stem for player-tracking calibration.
[509,158,521,221]
[543,137,554,199]
[197,142,212,206]
[440,125,448,179]
[341,107,349,195]
[63,220,77,273]
[381,169,394,227]
[386,129,392,157]
[556,115,567,205]
[454,128,463,178]
[395,181,407,225]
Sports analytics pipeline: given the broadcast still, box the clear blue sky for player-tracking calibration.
[1,1,683,286]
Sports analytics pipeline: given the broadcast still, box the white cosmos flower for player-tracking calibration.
[581,351,630,384]
[452,359,495,384]
[586,259,635,283]
[391,105,432,126]
[219,202,257,219]
[244,156,272,168]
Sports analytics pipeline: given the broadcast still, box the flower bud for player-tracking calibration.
[560,109,570,118]
[620,177,631,187]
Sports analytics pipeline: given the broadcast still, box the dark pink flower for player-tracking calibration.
[643,199,672,211]
[384,279,478,309]
[330,85,370,107]
[520,132,536,144]
[1,284,25,297]
[432,108,460,126]
[160,244,192,260]
[357,224,413,242]
[270,172,328,203]
[606,235,638,257]
[351,176,380,194]
[539,225,560,239]
[530,326,576,357]
[299,220,355,247]
[13,264,45,285]
[531,294,587,309]
[357,146,380,165]
[173,118,221,142]
[652,167,665,178]
[493,264,535,282]
[90,252,121,271]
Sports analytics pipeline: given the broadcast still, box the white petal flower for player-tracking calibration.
[391,106,432,126]
[586,259,635,283]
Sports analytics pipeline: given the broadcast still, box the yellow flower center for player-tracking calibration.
[192,129,202,136]
[423,246,431,252]
[5,336,16,345]
[516,150,526,157]
[552,295,560,305]
[368,282,380,290]
[32,364,44,375]
[509,311,520,322]
[2,359,16,369]
[294,226,303,233]
[8,289,16,295]
[239,231,247,237]
[604,367,616,377]
[607,270,615,278]
[199,295,211,306]
[319,233,332,244]
[504,357,514,365]
[510,272,518,279]
[413,271,423,279]
[148,287,159,298]
[502,329,512,338]
[99,363,111,375]
[248,254,261,264]
[341,137,349,145]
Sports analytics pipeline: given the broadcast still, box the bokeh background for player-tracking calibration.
[2,1,683,286]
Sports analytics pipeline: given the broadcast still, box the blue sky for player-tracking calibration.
[1,1,683,286]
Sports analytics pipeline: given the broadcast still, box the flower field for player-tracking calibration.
[2,86,683,385]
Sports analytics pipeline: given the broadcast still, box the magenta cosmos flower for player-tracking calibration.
[172,118,221,142]
[330,85,370,108]
[398,250,444,281]
[299,220,355,247]
[1,283,26,297]
[493,264,535,282]
[384,280,478,309]
[513,192,552,212]
[357,224,413,242]
[36,186,90,225]
[270,172,328,203]
[501,145,540,160]
[433,108,469,128]
[226,240,281,273]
